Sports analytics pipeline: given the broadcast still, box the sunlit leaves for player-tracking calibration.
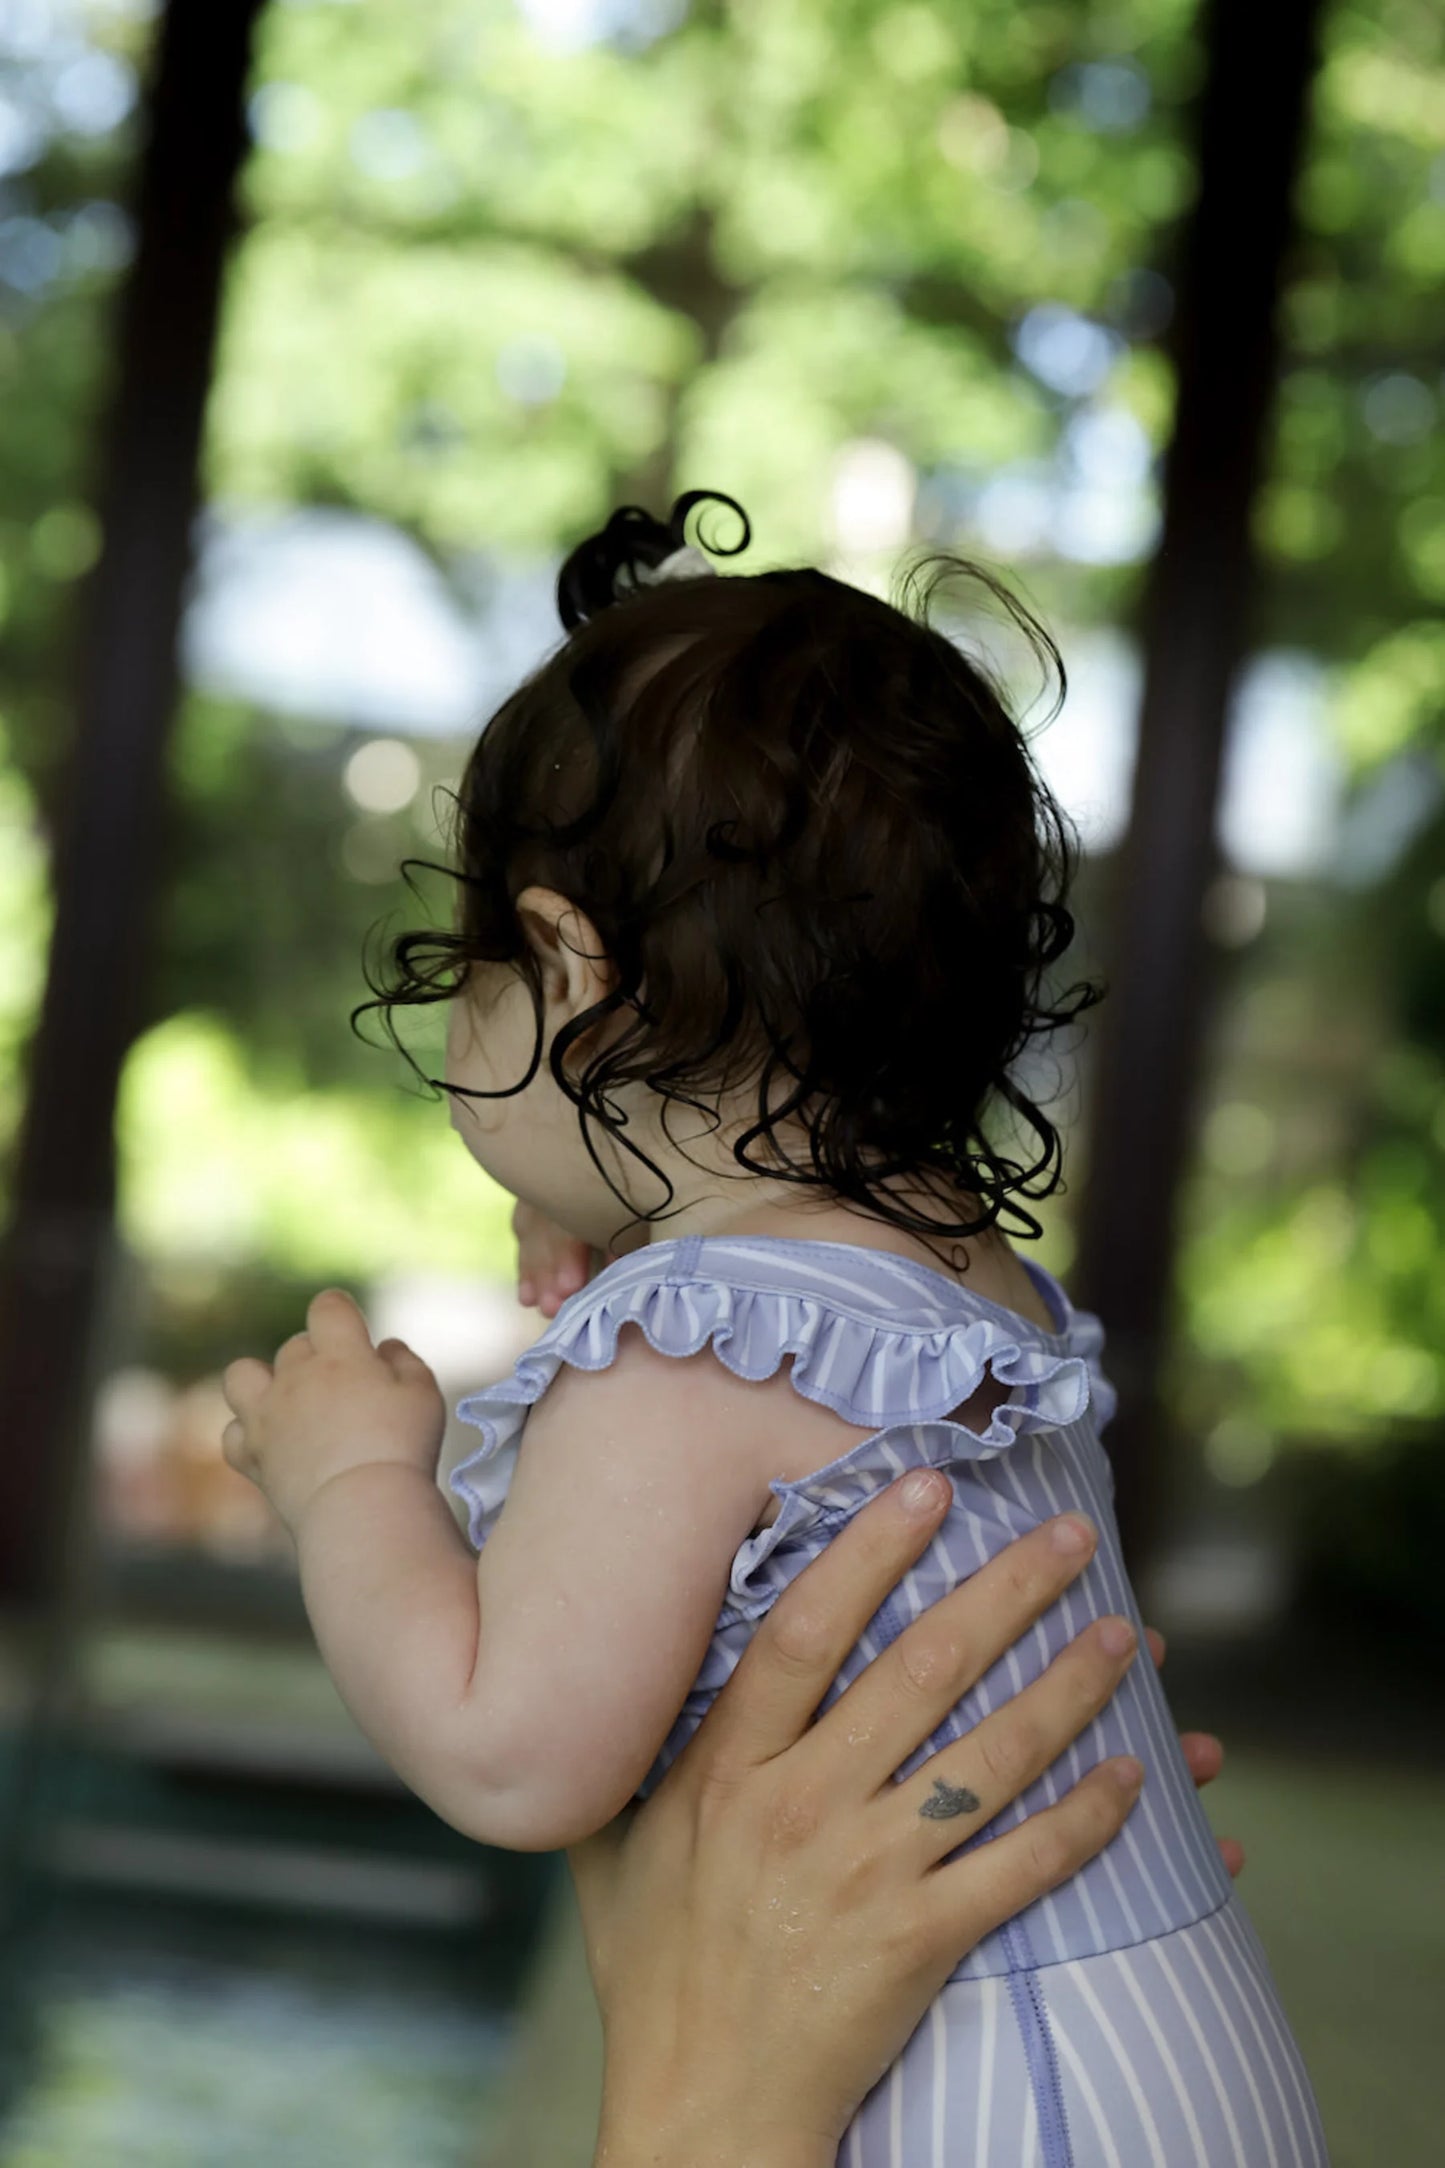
[208,226,698,546]
[0,755,51,1184]
[1266,0,1445,671]
[1332,622,1445,774]
[1,0,1442,1457]
[222,0,1211,578]
[1182,1164,1445,1445]
[115,1010,517,1280]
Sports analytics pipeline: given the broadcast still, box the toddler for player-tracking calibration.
[222,491,1328,2166]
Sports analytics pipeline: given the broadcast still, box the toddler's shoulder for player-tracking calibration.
[447,1242,802,1553]
[446,1231,1105,1554]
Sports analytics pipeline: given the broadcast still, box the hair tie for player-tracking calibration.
[555,489,751,630]
[631,542,714,588]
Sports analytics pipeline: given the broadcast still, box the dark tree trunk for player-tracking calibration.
[0,0,265,1615]
[1071,0,1326,1574]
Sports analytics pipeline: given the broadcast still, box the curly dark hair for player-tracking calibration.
[350,487,1106,1268]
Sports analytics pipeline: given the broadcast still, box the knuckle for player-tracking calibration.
[1046,1781,1122,1884]
[877,1898,932,1968]
[832,1815,889,1898]
[894,1627,955,1700]
[764,1602,833,1676]
[693,1760,745,1831]
[1023,1814,1072,1887]
[1076,1791,1119,1863]
[1093,1765,1131,1824]
[845,1838,888,1901]
[996,1551,1039,1608]
[764,1779,823,1850]
[975,1716,1033,1794]
[1079,1632,1128,1704]
[1055,1632,1113,1710]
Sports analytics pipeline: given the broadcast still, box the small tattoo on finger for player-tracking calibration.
[919,1777,981,1820]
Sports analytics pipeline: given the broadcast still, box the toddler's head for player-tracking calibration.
[354,490,1103,1262]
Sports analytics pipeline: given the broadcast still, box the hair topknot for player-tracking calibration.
[353,488,1107,1268]
[555,487,752,630]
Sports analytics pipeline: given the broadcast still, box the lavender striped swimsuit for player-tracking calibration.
[450,1232,1330,2168]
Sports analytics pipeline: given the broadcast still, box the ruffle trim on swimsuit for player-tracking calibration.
[448,1244,1114,1613]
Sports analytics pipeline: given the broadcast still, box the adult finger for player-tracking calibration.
[812,1510,1101,1799]
[1144,1633,1235,1813]
[1179,1731,1224,1787]
[1171,1732,1243,1877]
[687,1471,953,1773]
[892,1613,1138,1866]
[921,1757,1145,1966]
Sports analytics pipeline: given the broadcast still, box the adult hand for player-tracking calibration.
[571,1476,1188,2168]
[511,1198,596,1317]
[509,1204,1244,1866]
[1143,1624,1244,1879]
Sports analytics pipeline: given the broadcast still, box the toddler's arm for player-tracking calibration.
[450,1323,785,1849]
[294,1324,780,1851]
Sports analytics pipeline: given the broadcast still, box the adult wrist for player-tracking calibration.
[592,2089,837,2168]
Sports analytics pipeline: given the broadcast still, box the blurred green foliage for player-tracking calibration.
[0,0,1441,1552]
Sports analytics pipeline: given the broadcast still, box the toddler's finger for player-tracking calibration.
[376,1336,427,1375]
[220,1417,255,1477]
[306,1286,373,1351]
[221,1355,273,1409]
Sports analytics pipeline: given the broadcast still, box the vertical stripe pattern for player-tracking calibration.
[842,1896,1328,2167]
[451,1231,1329,2166]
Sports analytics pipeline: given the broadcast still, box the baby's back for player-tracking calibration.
[643,1351,1235,1982]
[623,1236,1329,2162]
[453,1228,1328,2161]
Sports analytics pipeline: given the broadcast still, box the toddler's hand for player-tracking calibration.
[512,1198,599,1318]
[220,1288,447,1534]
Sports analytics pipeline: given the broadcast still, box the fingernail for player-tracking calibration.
[1098,1616,1136,1657]
[899,1470,948,1516]
[1111,1757,1144,1791]
[1050,1513,1096,1555]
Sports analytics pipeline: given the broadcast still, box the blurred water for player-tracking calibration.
[0,1896,515,2167]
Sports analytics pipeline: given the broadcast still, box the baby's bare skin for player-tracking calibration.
[509,1199,1245,1879]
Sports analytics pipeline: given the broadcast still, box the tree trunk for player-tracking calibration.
[0,0,264,1609]
[1071,0,1326,1575]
